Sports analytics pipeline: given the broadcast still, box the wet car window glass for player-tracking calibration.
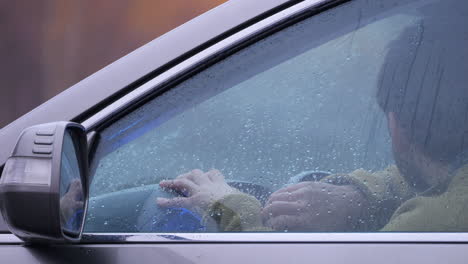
[86,0,468,233]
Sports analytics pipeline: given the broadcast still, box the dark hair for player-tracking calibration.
[376,2,468,164]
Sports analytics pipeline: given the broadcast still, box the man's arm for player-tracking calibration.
[205,193,270,231]
[157,169,267,232]
[263,166,415,232]
[263,181,370,231]
[320,165,415,230]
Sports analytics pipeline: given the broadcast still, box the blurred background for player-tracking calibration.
[0,0,227,128]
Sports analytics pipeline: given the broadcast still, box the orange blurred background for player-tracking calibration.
[0,0,226,128]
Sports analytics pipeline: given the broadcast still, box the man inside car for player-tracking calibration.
[156,6,468,232]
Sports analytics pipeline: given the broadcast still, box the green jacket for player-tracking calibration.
[204,164,468,232]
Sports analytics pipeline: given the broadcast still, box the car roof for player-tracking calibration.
[0,0,293,167]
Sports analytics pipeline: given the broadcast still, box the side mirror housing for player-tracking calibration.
[0,122,88,243]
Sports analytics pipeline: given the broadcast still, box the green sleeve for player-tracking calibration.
[320,165,415,231]
[203,193,271,232]
[382,165,468,231]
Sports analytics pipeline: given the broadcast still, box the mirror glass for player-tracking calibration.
[59,130,85,235]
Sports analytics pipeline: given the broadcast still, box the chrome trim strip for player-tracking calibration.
[82,0,331,130]
[0,234,22,244]
[4,231,468,244]
[82,233,468,243]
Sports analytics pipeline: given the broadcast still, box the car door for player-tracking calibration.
[1,0,468,263]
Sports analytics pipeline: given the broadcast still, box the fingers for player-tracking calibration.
[206,169,224,181]
[159,168,228,206]
[70,179,81,186]
[171,168,225,185]
[182,169,203,180]
[265,215,305,231]
[267,181,333,205]
[176,169,210,185]
[266,185,317,206]
[69,180,81,193]
[267,189,304,202]
[262,200,305,218]
[159,178,198,196]
[63,180,83,201]
[272,181,313,194]
[156,197,190,208]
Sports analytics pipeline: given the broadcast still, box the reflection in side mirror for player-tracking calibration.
[0,122,88,244]
[59,130,86,237]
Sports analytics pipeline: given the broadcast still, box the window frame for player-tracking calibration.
[81,0,468,243]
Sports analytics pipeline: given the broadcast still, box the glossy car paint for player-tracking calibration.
[0,243,467,264]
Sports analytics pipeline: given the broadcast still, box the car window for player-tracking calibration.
[85,0,468,233]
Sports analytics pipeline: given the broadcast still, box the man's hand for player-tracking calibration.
[262,182,368,231]
[60,179,84,225]
[157,169,239,215]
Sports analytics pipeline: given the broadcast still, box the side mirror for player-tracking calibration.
[0,122,88,243]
